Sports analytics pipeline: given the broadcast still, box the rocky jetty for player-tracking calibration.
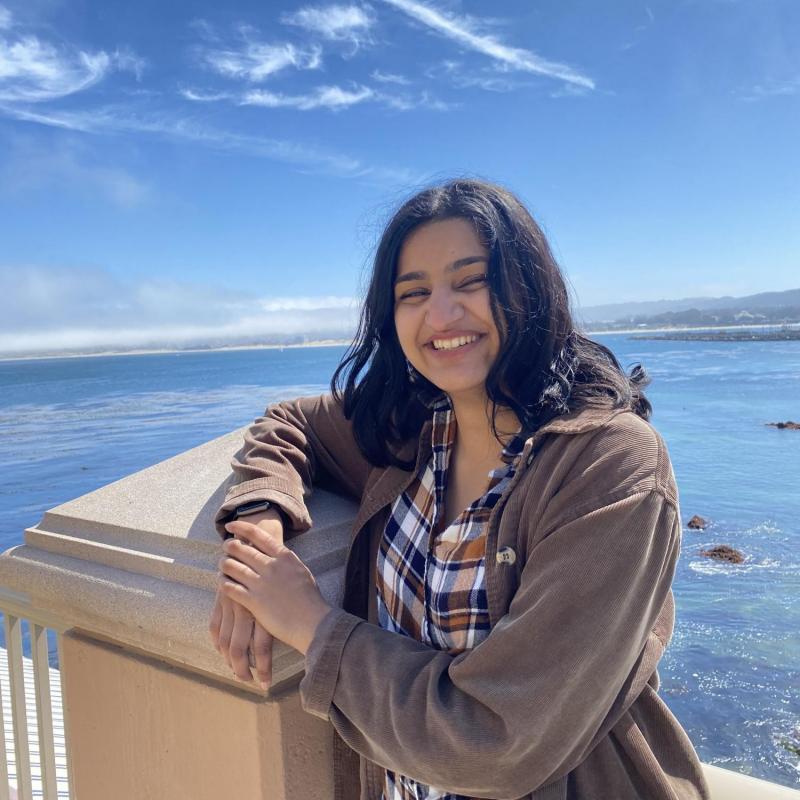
[631,329,800,342]
[766,421,800,430]
[699,545,745,564]
[687,515,709,529]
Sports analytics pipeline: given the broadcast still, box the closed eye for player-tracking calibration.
[397,288,429,301]
[458,275,488,289]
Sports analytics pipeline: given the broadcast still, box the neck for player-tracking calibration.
[448,389,521,463]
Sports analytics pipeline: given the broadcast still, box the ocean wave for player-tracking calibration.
[688,557,782,576]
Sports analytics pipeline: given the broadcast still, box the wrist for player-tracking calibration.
[296,599,333,655]
[250,508,285,534]
[224,507,285,541]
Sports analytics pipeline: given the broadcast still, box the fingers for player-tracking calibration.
[209,589,223,651]
[229,603,255,682]
[218,590,235,665]
[225,521,285,558]
[251,624,274,690]
[222,537,271,573]
[219,552,260,588]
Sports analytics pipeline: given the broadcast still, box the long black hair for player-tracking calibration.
[331,177,652,468]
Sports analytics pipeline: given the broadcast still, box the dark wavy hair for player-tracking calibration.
[331,177,652,468]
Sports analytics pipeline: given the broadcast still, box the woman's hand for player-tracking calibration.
[210,507,286,686]
[220,520,332,655]
[209,587,275,688]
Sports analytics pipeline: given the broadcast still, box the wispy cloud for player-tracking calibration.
[201,32,322,81]
[179,87,232,102]
[0,10,142,102]
[377,87,453,111]
[380,0,595,89]
[0,103,423,185]
[112,47,147,81]
[0,35,111,102]
[183,79,450,113]
[0,10,421,187]
[371,69,410,85]
[242,83,375,110]
[426,59,529,93]
[281,4,376,52]
[739,76,800,101]
[0,264,360,356]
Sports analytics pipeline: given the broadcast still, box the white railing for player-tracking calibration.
[0,589,73,800]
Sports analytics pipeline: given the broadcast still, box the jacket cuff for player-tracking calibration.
[299,607,362,720]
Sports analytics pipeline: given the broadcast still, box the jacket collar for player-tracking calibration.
[527,404,630,447]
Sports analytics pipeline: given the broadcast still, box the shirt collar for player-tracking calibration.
[429,394,527,467]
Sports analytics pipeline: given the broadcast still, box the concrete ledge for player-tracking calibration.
[702,764,800,799]
[0,427,358,691]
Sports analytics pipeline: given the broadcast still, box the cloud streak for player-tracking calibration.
[739,76,800,101]
[0,264,359,356]
[0,10,142,102]
[202,38,322,81]
[380,0,595,89]
[242,83,375,110]
[371,69,411,85]
[182,79,451,113]
[0,103,422,185]
[0,35,111,102]
[281,4,376,51]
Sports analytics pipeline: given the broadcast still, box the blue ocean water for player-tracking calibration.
[0,337,798,788]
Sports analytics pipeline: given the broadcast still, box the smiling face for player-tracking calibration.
[393,217,501,403]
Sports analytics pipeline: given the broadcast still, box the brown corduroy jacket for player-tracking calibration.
[214,393,711,800]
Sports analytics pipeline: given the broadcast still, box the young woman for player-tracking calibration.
[210,178,710,800]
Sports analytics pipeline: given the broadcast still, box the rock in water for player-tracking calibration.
[687,515,708,529]
[700,545,745,564]
[766,421,800,430]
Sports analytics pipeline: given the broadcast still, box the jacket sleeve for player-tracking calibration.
[298,487,681,800]
[213,393,372,538]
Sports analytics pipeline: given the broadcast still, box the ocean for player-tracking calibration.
[0,336,798,788]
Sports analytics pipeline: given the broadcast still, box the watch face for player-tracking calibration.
[236,501,271,517]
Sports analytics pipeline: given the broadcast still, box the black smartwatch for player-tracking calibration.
[223,500,290,539]
[233,500,275,519]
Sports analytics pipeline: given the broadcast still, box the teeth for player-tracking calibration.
[432,334,479,351]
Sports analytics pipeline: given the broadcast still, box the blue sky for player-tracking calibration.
[0,0,798,354]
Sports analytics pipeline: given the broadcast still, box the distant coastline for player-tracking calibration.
[2,322,799,363]
[0,339,353,363]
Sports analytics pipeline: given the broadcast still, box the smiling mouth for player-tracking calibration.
[428,334,482,351]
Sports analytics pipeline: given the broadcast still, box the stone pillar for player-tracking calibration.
[0,428,357,800]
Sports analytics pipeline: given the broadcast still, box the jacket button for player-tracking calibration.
[496,546,516,565]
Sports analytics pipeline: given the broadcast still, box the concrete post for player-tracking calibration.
[0,428,358,799]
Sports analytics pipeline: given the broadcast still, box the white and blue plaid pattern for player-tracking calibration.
[376,395,526,800]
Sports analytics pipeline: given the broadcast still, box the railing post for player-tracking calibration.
[4,614,32,800]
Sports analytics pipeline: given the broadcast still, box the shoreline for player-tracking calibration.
[0,339,353,363]
[1,322,799,363]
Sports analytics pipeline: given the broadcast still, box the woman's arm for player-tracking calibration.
[214,392,373,538]
[211,392,370,684]
[297,486,681,800]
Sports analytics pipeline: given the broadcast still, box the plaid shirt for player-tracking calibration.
[376,394,527,800]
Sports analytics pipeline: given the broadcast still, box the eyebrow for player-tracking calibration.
[394,256,488,286]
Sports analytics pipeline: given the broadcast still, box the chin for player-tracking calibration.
[426,377,489,400]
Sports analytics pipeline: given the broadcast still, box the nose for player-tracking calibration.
[425,286,464,330]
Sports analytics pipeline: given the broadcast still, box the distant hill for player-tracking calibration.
[576,287,800,329]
